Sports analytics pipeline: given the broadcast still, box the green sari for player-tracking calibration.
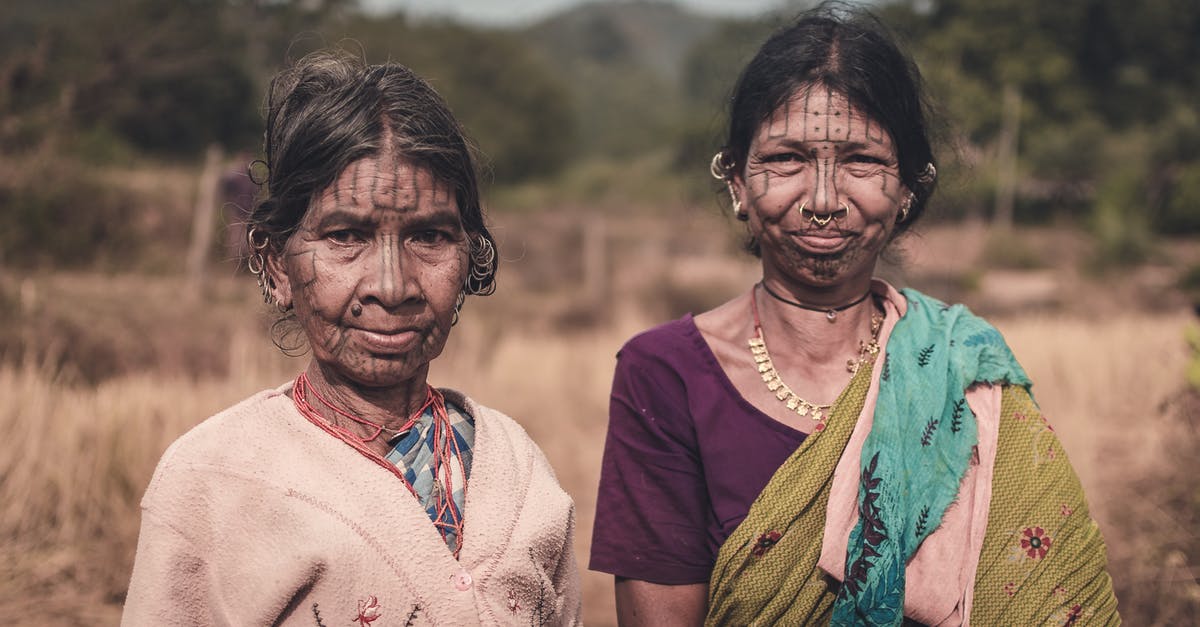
[706,289,1118,626]
[706,360,871,625]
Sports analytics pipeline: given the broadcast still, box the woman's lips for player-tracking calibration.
[789,231,853,254]
[354,327,423,353]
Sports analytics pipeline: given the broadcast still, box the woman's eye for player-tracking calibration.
[326,229,363,244]
[846,154,888,165]
[763,153,804,164]
[412,229,448,245]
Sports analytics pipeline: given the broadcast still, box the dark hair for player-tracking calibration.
[248,49,497,297]
[715,4,937,247]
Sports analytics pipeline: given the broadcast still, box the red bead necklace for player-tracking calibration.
[291,372,468,555]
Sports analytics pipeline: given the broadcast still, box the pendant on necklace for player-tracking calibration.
[825,310,838,323]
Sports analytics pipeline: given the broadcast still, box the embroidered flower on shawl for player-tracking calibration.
[1057,603,1085,626]
[507,590,522,614]
[355,595,382,625]
[1003,582,1017,597]
[751,530,783,557]
[1020,526,1052,559]
[1017,410,1055,435]
[1060,503,1073,517]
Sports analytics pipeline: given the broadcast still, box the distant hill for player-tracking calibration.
[524,0,718,84]
[519,1,721,158]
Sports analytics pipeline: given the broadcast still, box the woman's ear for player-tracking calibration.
[265,249,293,310]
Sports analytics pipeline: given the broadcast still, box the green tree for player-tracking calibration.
[676,16,780,174]
[883,0,1200,234]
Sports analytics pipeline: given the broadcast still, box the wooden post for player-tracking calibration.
[582,214,608,316]
[186,144,223,291]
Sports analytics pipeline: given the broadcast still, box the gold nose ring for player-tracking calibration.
[799,202,830,226]
[800,202,850,226]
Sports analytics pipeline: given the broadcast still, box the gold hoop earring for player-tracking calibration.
[709,151,727,180]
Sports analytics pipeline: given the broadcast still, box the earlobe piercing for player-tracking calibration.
[247,227,274,304]
[898,193,914,222]
[728,187,745,220]
[734,197,749,221]
[451,290,466,326]
[712,151,748,221]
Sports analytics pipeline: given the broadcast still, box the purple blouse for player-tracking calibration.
[588,315,808,585]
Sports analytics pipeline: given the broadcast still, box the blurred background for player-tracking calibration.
[2,0,1199,624]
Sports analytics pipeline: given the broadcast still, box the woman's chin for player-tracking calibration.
[315,349,436,391]
[345,365,427,390]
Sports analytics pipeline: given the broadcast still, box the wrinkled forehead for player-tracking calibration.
[316,150,456,212]
[761,83,893,148]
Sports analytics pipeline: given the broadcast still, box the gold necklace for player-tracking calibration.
[748,287,883,431]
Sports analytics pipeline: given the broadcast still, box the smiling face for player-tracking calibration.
[734,84,907,294]
[267,150,469,390]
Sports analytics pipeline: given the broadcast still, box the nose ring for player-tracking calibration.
[800,202,850,226]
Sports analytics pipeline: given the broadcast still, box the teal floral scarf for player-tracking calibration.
[830,288,1031,626]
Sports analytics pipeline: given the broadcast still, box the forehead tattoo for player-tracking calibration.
[817,89,882,147]
[750,86,898,201]
[431,174,453,207]
[763,86,889,147]
[325,156,454,214]
[804,88,849,141]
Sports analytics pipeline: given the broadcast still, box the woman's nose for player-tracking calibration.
[807,156,840,215]
[360,236,420,308]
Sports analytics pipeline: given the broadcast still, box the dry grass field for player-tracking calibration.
[1,219,1198,625]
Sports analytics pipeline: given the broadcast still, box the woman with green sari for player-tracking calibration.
[589,6,1119,626]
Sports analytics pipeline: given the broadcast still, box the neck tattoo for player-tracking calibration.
[759,280,871,323]
[748,285,882,432]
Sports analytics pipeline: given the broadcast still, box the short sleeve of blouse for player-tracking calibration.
[588,322,715,585]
